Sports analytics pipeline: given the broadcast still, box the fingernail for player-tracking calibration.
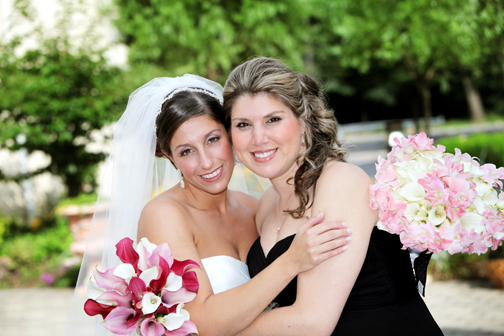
[341,222,348,227]
[347,229,353,234]
[346,236,352,242]
[342,246,348,251]
[316,213,324,218]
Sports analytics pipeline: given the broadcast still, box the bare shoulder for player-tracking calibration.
[137,193,192,246]
[318,160,373,193]
[313,160,377,225]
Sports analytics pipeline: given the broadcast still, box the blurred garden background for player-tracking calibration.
[1,0,504,334]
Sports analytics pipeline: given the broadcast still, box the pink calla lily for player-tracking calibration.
[141,315,166,336]
[84,299,115,319]
[166,320,198,336]
[86,237,200,336]
[93,267,128,294]
[161,287,197,308]
[103,307,140,335]
[147,244,175,269]
[116,237,140,272]
[97,290,133,308]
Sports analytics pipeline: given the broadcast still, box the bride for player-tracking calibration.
[67,74,351,336]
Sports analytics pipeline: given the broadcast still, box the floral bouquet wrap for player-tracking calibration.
[370,132,504,255]
[84,237,199,336]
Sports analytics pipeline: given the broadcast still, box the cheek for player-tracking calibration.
[211,137,234,162]
[274,120,302,145]
[231,130,249,154]
[177,159,198,176]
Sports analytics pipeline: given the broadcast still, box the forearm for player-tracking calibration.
[236,304,333,336]
[189,253,298,336]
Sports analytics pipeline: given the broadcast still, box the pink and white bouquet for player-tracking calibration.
[370,132,504,255]
[84,237,199,335]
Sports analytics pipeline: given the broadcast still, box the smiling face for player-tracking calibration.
[169,115,234,194]
[230,92,305,180]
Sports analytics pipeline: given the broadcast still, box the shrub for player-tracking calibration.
[437,132,504,167]
[0,215,73,287]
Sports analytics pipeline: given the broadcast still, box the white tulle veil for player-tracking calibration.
[64,75,269,336]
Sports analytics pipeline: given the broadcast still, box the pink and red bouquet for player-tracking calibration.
[370,132,504,255]
[84,237,199,335]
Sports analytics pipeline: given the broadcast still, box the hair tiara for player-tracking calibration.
[154,87,221,138]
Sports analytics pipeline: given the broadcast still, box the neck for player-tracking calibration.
[182,182,230,212]
[270,162,298,202]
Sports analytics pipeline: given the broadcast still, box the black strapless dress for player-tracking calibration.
[247,227,444,336]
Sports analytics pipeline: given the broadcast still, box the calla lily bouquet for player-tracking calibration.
[84,237,200,336]
[370,132,504,255]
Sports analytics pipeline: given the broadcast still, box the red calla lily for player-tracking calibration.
[182,271,199,293]
[171,259,199,276]
[116,237,140,272]
[149,256,171,293]
[84,299,115,319]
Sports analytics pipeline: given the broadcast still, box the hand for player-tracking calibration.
[286,213,352,274]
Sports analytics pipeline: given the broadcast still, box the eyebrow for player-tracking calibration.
[174,129,222,151]
[231,110,286,122]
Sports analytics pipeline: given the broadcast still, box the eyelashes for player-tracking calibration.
[235,117,282,129]
[179,135,221,157]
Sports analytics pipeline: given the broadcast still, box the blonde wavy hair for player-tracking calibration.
[223,57,347,218]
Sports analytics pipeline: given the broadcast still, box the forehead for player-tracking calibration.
[171,115,225,142]
[231,92,292,118]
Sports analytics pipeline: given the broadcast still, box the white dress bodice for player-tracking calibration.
[201,255,251,294]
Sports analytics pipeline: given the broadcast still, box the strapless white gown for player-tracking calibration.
[201,255,251,294]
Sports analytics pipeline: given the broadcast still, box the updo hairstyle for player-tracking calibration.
[223,57,347,218]
[155,89,225,160]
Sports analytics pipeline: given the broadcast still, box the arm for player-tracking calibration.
[237,162,378,336]
[137,197,350,336]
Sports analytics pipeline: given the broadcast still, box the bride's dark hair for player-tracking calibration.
[223,57,347,218]
[155,89,225,158]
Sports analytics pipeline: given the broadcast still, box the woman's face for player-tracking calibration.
[169,115,234,194]
[230,92,304,180]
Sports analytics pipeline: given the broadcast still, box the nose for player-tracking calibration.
[199,149,213,170]
[252,126,268,147]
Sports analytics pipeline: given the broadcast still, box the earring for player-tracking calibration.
[301,134,305,145]
[178,169,185,188]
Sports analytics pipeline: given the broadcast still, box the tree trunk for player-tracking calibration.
[418,85,431,135]
[66,174,81,197]
[462,76,485,123]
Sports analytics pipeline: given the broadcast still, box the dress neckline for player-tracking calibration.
[259,234,296,259]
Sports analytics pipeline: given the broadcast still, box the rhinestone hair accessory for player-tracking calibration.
[154,87,222,138]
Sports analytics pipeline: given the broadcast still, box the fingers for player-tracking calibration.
[303,212,325,229]
[307,220,352,239]
[315,244,350,264]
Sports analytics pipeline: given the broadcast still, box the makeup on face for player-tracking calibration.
[169,115,234,193]
[230,93,304,180]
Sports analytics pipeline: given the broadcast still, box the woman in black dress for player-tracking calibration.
[223,57,443,335]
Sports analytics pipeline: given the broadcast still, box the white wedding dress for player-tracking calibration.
[201,255,251,294]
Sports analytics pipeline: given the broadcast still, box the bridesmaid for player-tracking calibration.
[223,57,443,335]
